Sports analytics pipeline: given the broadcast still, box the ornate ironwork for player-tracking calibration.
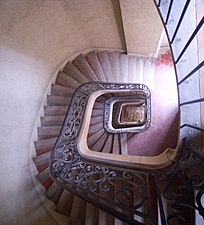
[104,90,151,133]
[50,0,204,222]
[50,81,204,224]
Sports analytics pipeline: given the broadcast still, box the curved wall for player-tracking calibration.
[0,1,125,224]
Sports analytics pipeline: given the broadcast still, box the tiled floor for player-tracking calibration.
[127,64,179,156]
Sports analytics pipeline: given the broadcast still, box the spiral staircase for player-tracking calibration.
[32,1,204,225]
[34,50,155,225]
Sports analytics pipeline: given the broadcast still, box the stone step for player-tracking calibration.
[120,54,129,82]
[84,203,99,225]
[73,54,98,81]
[91,132,108,152]
[34,137,57,154]
[99,210,114,225]
[41,177,54,190]
[44,105,68,116]
[90,116,103,126]
[108,52,121,82]
[41,116,65,126]
[56,190,74,216]
[97,51,113,82]
[93,101,104,110]
[36,162,49,173]
[88,122,104,137]
[63,62,89,83]
[91,109,104,117]
[51,84,75,97]
[128,56,137,83]
[36,167,50,183]
[87,128,105,148]
[119,133,128,155]
[85,51,106,81]
[70,195,87,225]
[135,57,144,83]
[47,95,71,106]
[34,151,52,166]
[38,126,61,139]
[56,72,81,89]
[102,134,113,153]
[143,59,155,90]
[45,182,63,204]
[112,134,121,155]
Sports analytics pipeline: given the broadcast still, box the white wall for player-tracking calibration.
[119,0,163,55]
[0,1,125,224]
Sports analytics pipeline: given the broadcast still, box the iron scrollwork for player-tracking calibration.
[50,82,152,224]
[50,82,204,224]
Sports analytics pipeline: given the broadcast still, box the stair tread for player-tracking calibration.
[135,57,144,83]
[109,52,121,82]
[38,126,61,132]
[90,116,103,126]
[35,137,57,150]
[128,56,137,82]
[42,177,53,190]
[85,51,106,81]
[36,167,50,183]
[36,162,49,173]
[88,122,104,137]
[56,189,74,216]
[63,61,89,83]
[45,182,63,204]
[51,84,75,97]
[91,132,108,152]
[38,126,61,140]
[91,109,103,117]
[34,151,52,165]
[56,72,81,89]
[44,105,68,116]
[70,195,86,225]
[41,115,65,126]
[120,54,129,82]
[120,133,128,155]
[85,203,99,225]
[97,51,113,82]
[112,134,121,155]
[47,95,71,106]
[99,210,114,225]
[93,101,104,110]
[102,134,113,153]
[87,128,105,147]
[73,54,98,81]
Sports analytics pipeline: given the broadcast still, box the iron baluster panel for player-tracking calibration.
[165,0,174,25]
[50,81,204,224]
[50,82,158,224]
[170,0,191,44]
[180,124,204,132]
[180,98,204,106]
[178,60,204,85]
[175,16,204,64]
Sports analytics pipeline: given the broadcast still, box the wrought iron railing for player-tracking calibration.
[50,0,204,224]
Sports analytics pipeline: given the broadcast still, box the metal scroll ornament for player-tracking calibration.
[50,82,204,225]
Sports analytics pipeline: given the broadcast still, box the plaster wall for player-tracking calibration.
[0,1,125,224]
[119,0,163,55]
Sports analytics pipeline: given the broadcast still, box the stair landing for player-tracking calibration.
[127,64,179,156]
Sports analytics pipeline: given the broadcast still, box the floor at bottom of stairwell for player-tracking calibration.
[127,64,179,156]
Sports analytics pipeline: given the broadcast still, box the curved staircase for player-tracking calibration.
[32,0,204,222]
[34,50,155,225]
